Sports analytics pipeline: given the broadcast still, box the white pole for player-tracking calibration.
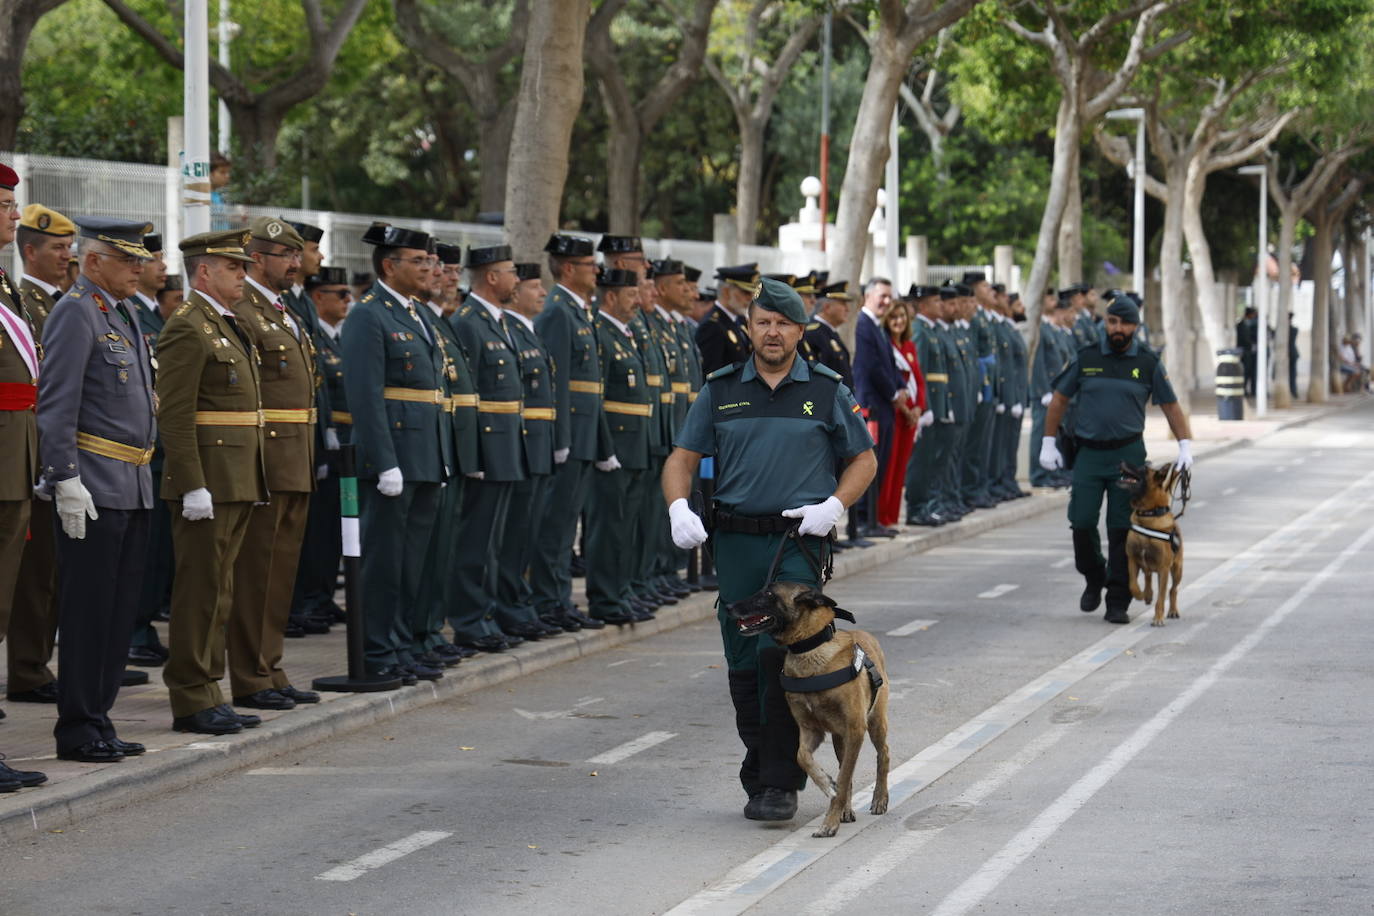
[183,0,212,236]
[885,108,899,287]
[1132,117,1145,291]
[1256,169,1268,417]
[217,0,231,155]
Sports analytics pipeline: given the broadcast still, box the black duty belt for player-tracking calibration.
[711,506,797,535]
[1076,433,1142,450]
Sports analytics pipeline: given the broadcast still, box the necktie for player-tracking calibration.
[405,301,432,344]
[115,300,135,329]
[223,314,252,355]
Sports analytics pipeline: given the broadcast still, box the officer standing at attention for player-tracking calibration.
[491,263,563,638]
[450,244,534,650]
[584,268,653,624]
[650,259,700,595]
[7,204,74,705]
[904,286,949,526]
[1028,289,1069,488]
[804,282,854,388]
[663,277,876,822]
[696,264,756,374]
[1040,295,1194,623]
[1069,285,1099,347]
[157,230,268,735]
[529,234,605,632]
[37,218,157,762]
[226,217,320,710]
[342,223,447,684]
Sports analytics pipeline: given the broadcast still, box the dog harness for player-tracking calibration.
[1130,521,1181,551]
[780,614,885,706]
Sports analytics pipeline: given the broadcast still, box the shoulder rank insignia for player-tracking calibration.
[706,363,740,381]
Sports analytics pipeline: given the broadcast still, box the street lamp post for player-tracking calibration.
[1239,163,1269,417]
[1107,107,1146,292]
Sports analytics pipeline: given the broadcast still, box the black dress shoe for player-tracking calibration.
[233,689,295,710]
[283,620,306,638]
[630,606,655,622]
[404,661,444,681]
[0,773,19,793]
[172,707,243,735]
[650,590,679,606]
[1080,578,1105,612]
[634,592,662,610]
[0,759,48,787]
[744,787,798,821]
[121,669,149,687]
[536,620,565,637]
[127,645,168,667]
[302,613,332,634]
[218,704,261,728]
[107,738,146,756]
[504,623,546,642]
[369,665,418,686]
[592,611,635,625]
[8,681,59,703]
[567,609,605,630]
[1104,608,1131,624]
[433,642,465,660]
[154,606,171,622]
[276,684,320,704]
[462,635,510,653]
[0,707,6,720]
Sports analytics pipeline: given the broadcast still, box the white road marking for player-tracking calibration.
[514,696,604,720]
[1190,500,1207,510]
[930,518,1374,916]
[886,619,938,637]
[976,584,1019,599]
[606,658,636,667]
[1222,487,1237,497]
[586,730,676,765]
[315,830,452,882]
[663,467,1374,916]
[1051,557,1074,569]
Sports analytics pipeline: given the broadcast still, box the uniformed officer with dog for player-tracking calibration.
[663,277,876,823]
[1040,294,1193,623]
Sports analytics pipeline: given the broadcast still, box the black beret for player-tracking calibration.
[435,243,463,265]
[953,283,973,297]
[287,220,324,243]
[962,271,987,285]
[908,284,941,300]
[361,222,430,251]
[597,267,638,288]
[651,258,683,277]
[938,284,960,301]
[545,234,594,257]
[597,234,642,254]
[466,244,512,268]
[683,264,702,283]
[160,274,183,292]
[1106,296,1141,324]
[306,266,349,289]
[142,233,163,255]
[515,262,541,281]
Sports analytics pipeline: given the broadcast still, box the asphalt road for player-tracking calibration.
[3,404,1373,916]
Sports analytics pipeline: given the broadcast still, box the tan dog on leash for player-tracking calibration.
[730,581,890,837]
[1119,461,1185,626]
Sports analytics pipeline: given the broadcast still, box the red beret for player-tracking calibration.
[0,163,18,191]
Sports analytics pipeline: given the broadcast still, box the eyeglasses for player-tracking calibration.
[568,258,596,268]
[259,250,303,263]
[0,201,19,214]
[389,255,430,267]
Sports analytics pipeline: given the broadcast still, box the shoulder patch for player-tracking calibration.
[806,322,819,331]
[706,363,741,380]
[173,302,193,316]
[811,362,841,381]
[361,292,376,303]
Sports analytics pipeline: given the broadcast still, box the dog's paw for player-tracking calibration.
[841,808,856,823]
[812,823,839,838]
[1142,590,1154,603]
[1168,610,1180,619]
[1151,619,1165,627]
[870,796,889,815]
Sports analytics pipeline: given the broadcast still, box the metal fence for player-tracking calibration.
[2,152,786,282]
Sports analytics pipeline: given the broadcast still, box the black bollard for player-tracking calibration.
[313,444,402,693]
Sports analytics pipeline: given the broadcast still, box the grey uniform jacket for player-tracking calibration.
[38,276,157,510]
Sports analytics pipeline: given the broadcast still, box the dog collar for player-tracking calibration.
[1135,506,1170,518]
[784,608,856,655]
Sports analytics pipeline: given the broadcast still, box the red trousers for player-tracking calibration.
[878,412,917,527]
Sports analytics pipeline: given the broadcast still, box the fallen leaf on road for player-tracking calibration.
[528,845,539,849]
[589,770,599,777]
[460,746,475,751]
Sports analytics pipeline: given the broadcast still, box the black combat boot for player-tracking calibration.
[1072,527,1107,612]
[1103,527,1132,623]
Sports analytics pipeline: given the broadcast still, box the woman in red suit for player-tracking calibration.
[878,301,927,527]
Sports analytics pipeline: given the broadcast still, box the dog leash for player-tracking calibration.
[1171,467,1192,519]
[759,522,836,589]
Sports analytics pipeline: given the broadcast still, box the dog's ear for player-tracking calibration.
[800,588,837,609]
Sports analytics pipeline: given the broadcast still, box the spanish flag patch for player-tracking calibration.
[851,403,862,414]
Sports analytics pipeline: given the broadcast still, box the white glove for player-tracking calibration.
[995,403,1006,414]
[377,466,403,497]
[1040,392,1053,406]
[943,410,954,424]
[182,487,214,521]
[1011,403,1024,419]
[1039,436,1063,471]
[324,427,341,451]
[33,480,52,502]
[781,495,845,538]
[553,447,570,465]
[595,455,622,472]
[316,464,329,480]
[918,410,934,429]
[55,477,98,539]
[1175,438,1194,471]
[977,392,984,404]
[668,498,708,549]
[465,470,485,480]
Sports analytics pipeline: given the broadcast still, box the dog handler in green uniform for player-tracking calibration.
[661,277,876,822]
[1039,295,1193,624]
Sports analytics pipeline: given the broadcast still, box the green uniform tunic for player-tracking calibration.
[904,314,947,520]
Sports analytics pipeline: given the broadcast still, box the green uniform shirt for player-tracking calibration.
[1053,336,1177,440]
[675,355,873,516]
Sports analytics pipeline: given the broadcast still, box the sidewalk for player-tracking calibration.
[0,394,1362,841]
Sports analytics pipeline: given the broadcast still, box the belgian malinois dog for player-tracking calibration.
[730,582,890,838]
[1118,461,1184,627]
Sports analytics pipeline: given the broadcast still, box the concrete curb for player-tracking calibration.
[1,395,1360,841]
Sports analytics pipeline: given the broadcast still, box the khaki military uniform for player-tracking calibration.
[158,290,268,717]
[0,267,39,657]
[227,280,317,698]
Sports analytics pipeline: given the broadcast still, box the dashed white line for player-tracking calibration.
[1189,500,1207,510]
[1222,487,1237,497]
[316,830,452,882]
[1051,557,1074,569]
[587,730,676,765]
[977,584,1020,599]
[887,619,939,637]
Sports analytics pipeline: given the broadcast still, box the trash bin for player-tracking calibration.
[1215,349,1245,420]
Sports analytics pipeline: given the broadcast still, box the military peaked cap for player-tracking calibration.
[76,217,154,259]
[683,264,702,283]
[716,262,759,293]
[908,284,941,300]
[962,271,987,285]
[820,281,853,301]
[180,229,253,263]
[361,222,430,250]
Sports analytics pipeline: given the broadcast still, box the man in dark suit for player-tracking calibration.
[695,263,755,374]
[851,277,901,538]
[1236,307,1258,396]
[804,281,854,388]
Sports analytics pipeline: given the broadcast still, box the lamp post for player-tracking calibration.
[1239,163,1269,417]
[1107,108,1146,292]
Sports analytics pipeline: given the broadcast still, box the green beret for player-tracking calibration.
[751,276,808,325]
[1105,295,1140,324]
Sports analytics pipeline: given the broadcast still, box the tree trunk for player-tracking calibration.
[1181,158,1229,374]
[1158,159,1194,409]
[228,102,286,174]
[1057,142,1083,284]
[603,113,642,234]
[1021,93,1080,360]
[0,0,70,149]
[504,0,590,263]
[1271,210,1297,408]
[478,104,518,215]
[735,116,767,246]
[1308,208,1335,402]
